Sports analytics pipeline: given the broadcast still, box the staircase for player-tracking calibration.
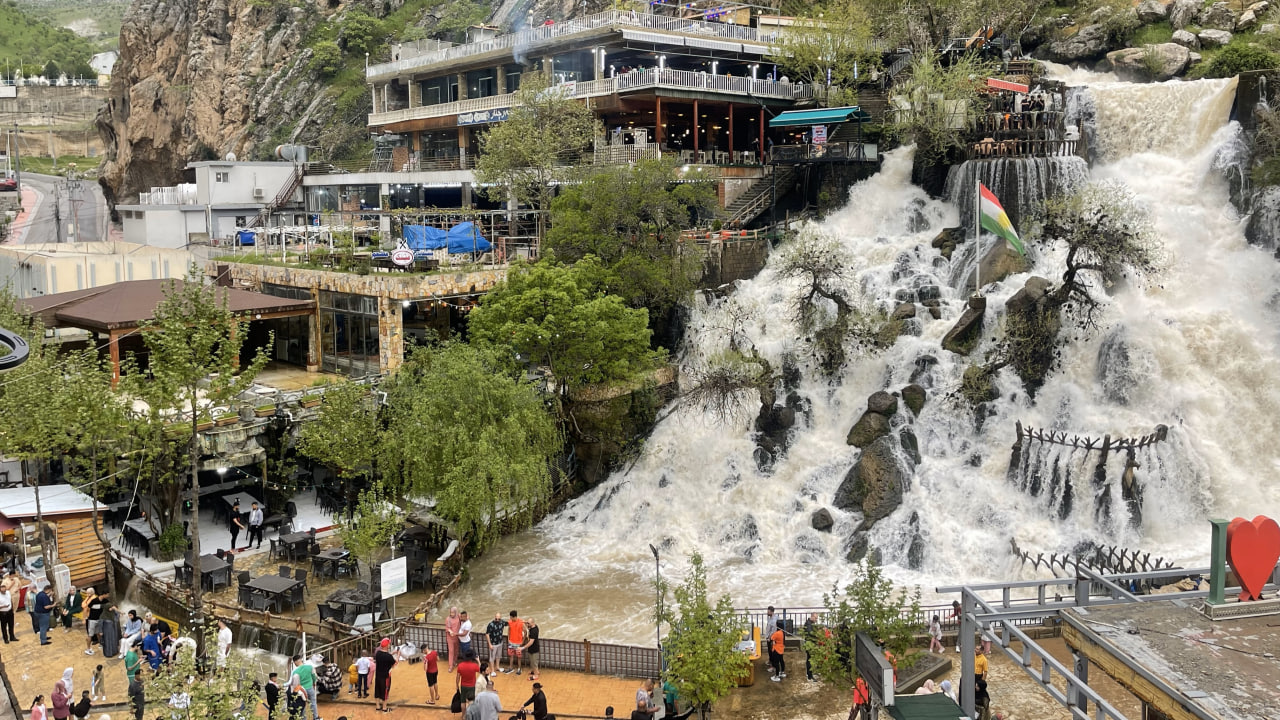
[245,167,303,229]
[721,165,798,227]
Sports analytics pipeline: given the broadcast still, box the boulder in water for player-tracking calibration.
[941,295,987,356]
[901,384,927,415]
[931,226,964,260]
[834,435,910,528]
[1245,186,1280,250]
[846,410,891,448]
[1169,0,1201,28]
[905,511,925,570]
[1107,44,1191,81]
[846,532,870,563]
[1202,2,1237,30]
[811,508,834,532]
[892,302,917,321]
[1198,29,1233,47]
[1170,29,1200,49]
[899,428,922,465]
[1005,276,1052,315]
[867,391,898,416]
[1136,0,1167,23]
[1043,23,1117,62]
[960,241,1030,294]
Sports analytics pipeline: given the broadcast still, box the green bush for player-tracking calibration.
[341,9,385,56]
[1195,42,1280,79]
[157,522,188,556]
[310,40,343,76]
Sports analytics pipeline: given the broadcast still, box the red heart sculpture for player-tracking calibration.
[1227,516,1280,601]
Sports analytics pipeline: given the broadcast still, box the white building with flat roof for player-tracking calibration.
[0,241,195,298]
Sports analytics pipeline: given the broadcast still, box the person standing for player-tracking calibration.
[216,619,234,669]
[50,680,70,720]
[768,624,785,682]
[928,615,944,654]
[373,636,397,712]
[802,613,818,681]
[286,682,308,720]
[520,682,550,720]
[851,676,869,720]
[444,607,461,672]
[456,652,480,711]
[521,618,541,681]
[127,673,145,720]
[422,644,439,705]
[762,606,777,644]
[457,610,474,659]
[288,654,318,720]
[0,577,15,643]
[356,649,372,698]
[124,640,142,688]
[504,610,525,675]
[974,646,989,687]
[83,589,106,655]
[29,695,47,720]
[471,682,502,720]
[635,680,659,717]
[90,665,104,702]
[61,586,83,632]
[247,502,265,550]
[485,613,506,676]
[33,583,54,645]
[950,600,962,652]
[229,501,245,550]
[264,673,281,720]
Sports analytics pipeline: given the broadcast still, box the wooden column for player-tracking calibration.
[759,107,765,163]
[655,97,663,148]
[109,330,121,388]
[728,102,734,163]
[693,99,700,156]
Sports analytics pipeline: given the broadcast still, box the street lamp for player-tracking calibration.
[649,543,661,653]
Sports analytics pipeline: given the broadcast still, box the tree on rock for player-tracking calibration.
[660,552,748,719]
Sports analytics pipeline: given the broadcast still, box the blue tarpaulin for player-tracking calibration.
[236,230,256,246]
[404,223,492,254]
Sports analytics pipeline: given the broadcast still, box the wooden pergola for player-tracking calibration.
[20,279,315,383]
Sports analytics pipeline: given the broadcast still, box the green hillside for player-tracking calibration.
[14,0,127,52]
[0,0,99,80]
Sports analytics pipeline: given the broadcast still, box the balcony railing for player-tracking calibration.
[138,184,197,205]
[370,70,814,126]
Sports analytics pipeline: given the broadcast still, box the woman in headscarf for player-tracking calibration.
[49,681,70,720]
[444,606,461,672]
[59,669,74,697]
[914,679,937,695]
[940,680,957,704]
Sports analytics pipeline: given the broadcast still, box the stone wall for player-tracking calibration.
[701,238,770,286]
[212,261,506,300]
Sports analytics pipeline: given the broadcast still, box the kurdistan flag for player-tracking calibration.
[978,183,1025,255]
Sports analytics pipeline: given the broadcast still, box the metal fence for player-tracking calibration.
[400,623,660,678]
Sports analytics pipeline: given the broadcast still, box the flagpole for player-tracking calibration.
[973,181,981,297]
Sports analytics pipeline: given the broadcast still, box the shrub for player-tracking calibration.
[1195,42,1280,79]
[310,40,343,77]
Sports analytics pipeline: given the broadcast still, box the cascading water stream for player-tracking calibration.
[446,71,1280,645]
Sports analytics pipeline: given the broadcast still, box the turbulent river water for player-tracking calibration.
[442,69,1280,646]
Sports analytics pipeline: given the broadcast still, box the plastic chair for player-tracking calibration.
[279,565,292,578]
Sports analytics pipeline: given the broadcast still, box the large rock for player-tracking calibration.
[846,411,891,448]
[941,295,987,356]
[1171,29,1200,50]
[1262,23,1278,34]
[899,429,922,465]
[1169,0,1201,28]
[846,533,870,563]
[1198,29,1233,47]
[892,303,917,321]
[1043,23,1114,62]
[1202,2,1237,30]
[1005,276,1053,315]
[1238,9,1260,31]
[961,242,1031,294]
[1106,43,1192,81]
[866,391,898,416]
[811,508,834,533]
[931,226,964,260]
[901,384,927,415]
[833,436,911,529]
[1136,0,1167,23]
[1246,186,1280,250]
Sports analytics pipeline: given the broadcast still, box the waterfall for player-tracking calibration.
[442,71,1280,646]
[944,156,1089,229]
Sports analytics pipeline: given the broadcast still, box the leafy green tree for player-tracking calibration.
[468,258,663,395]
[128,270,271,615]
[856,0,1047,52]
[659,553,748,720]
[889,49,992,164]
[310,41,344,77]
[547,157,713,317]
[380,343,560,550]
[474,71,601,239]
[1193,41,1280,79]
[767,0,878,106]
[340,9,385,57]
[337,483,404,581]
[144,625,261,720]
[297,380,381,483]
[42,60,59,79]
[806,560,922,686]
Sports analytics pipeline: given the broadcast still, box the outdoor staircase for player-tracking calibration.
[851,87,889,124]
[720,165,798,227]
[245,167,304,230]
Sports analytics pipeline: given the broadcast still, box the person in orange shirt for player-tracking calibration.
[851,676,869,720]
[768,626,786,682]
[504,610,526,676]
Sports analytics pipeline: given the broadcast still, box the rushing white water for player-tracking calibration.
[447,72,1280,646]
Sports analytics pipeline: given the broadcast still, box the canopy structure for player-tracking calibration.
[769,106,871,127]
[404,222,493,254]
[885,694,965,720]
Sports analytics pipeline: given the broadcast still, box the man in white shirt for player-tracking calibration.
[247,502,265,550]
[216,619,233,669]
[0,579,13,643]
[458,610,474,658]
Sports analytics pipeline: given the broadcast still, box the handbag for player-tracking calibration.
[450,690,463,714]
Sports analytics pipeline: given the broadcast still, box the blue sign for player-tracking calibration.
[458,107,510,126]
[414,250,435,259]
[371,251,390,259]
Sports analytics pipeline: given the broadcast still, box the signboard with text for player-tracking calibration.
[458,107,510,126]
[391,239,414,266]
[381,556,408,598]
[811,125,827,144]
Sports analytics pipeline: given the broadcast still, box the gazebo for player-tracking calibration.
[20,279,315,383]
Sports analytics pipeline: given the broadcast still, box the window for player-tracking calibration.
[215,172,229,183]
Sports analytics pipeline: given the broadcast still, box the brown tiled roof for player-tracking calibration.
[19,279,313,332]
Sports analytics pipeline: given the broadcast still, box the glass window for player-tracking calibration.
[504,64,522,93]
[466,69,496,98]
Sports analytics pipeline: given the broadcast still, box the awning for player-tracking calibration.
[769,106,870,127]
[987,77,1029,93]
[886,694,965,720]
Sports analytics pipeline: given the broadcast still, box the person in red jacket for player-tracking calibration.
[850,676,869,720]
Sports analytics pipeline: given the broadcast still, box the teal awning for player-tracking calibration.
[769,106,870,127]
[886,694,966,720]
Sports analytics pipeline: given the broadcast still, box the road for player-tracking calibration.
[6,171,109,245]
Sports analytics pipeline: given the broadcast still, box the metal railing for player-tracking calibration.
[966,138,1078,159]
[400,623,659,677]
[370,70,812,126]
[769,142,878,163]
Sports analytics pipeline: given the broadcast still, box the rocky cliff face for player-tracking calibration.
[97,0,344,204]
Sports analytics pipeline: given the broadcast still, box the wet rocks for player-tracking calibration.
[1246,185,1280,250]
[900,429,922,465]
[931,226,964,260]
[901,384,927,416]
[905,511,926,570]
[867,391,898,416]
[1107,44,1191,81]
[941,295,987,356]
[1171,29,1200,50]
[1198,29,1233,47]
[847,411,891,448]
[834,436,909,526]
[892,302,917,321]
[846,533,870,563]
[811,508,834,533]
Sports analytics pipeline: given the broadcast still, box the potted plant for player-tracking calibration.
[300,394,322,408]
[255,403,277,417]
[195,415,215,431]
[215,412,239,427]
[153,523,187,562]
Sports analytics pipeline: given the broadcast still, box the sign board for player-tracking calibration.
[380,555,408,599]
[986,77,1029,93]
[414,250,435,260]
[0,86,16,99]
[854,631,895,707]
[811,125,827,144]
[458,107,510,126]
[390,239,414,266]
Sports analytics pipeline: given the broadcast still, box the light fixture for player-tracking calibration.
[402,300,412,307]
[217,467,228,475]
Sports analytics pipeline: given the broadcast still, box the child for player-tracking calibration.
[70,691,91,720]
[90,665,105,702]
[264,672,280,720]
[423,643,439,705]
[347,658,358,695]
[286,683,308,720]
[355,649,371,699]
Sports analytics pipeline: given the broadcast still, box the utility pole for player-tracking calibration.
[66,163,82,242]
[11,124,20,192]
[52,184,62,243]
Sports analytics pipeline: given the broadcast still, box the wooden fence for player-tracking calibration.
[1010,538,1177,578]
[1014,421,1170,453]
